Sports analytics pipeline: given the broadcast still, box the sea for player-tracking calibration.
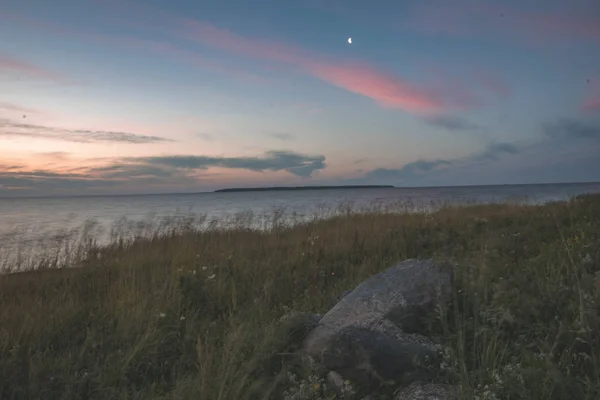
[1,182,600,269]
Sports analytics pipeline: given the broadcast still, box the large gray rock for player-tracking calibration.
[395,382,459,400]
[304,259,454,389]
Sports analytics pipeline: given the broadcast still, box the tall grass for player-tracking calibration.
[1,195,599,399]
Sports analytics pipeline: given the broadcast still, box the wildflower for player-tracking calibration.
[180,316,186,321]
[159,312,166,318]
[202,266,208,271]
[208,274,216,280]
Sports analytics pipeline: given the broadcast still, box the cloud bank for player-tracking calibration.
[543,118,600,139]
[0,118,173,144]
[361,141,520,184]
[130,150,325,177]
[0,150,327,194]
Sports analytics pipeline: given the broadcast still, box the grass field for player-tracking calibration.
[1,194,599,399]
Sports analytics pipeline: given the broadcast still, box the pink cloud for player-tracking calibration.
[305,61,444,112]
[413,64,512,109]
[408,0,600,44]
[179,20,466,114]
[583,97,600,112]
[582,78,600,113]
[0,54,65,82]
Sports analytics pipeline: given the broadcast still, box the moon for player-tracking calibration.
[348,37,352,44]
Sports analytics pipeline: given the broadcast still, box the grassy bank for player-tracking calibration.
[1,195,600,399]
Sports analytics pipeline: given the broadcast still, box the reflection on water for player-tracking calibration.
[1,182,599,271]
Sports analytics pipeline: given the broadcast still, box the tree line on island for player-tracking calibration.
[214,185,395,193]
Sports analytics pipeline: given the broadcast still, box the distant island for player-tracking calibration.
[214,185,394,193]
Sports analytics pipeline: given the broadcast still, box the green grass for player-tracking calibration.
[1,195,600,399]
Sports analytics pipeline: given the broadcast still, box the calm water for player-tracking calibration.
[1,182,600,268]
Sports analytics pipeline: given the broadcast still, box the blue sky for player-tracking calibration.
[0,0,599,196]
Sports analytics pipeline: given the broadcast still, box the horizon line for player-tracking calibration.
[1,180,599,200]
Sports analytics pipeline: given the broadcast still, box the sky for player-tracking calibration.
[1,0,599,197]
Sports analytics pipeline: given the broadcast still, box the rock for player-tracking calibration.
[395,382,458,400]
[317,259,454,334]
[303,259,454,390]
[327,371,346,397]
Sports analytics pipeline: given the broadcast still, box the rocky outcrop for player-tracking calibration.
[303,259,454,391]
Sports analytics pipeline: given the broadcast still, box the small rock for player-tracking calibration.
[327,370,346,397]
[395,382,458,400]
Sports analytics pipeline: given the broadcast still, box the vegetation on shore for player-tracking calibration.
[1,194,600,399]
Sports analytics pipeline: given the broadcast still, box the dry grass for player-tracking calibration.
[1,194,600,399]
